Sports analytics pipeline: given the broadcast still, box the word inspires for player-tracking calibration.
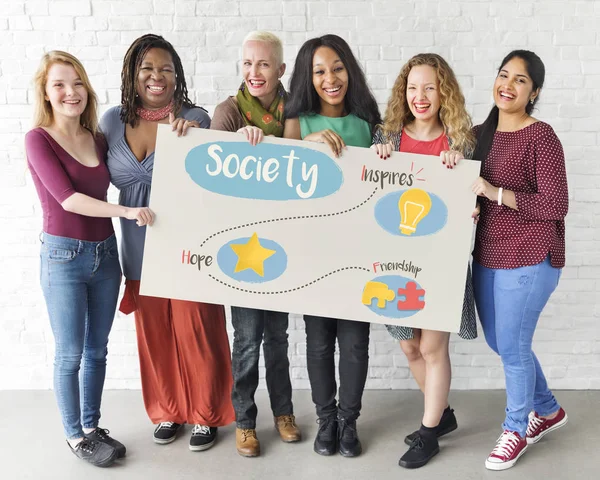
[361,165,414,190]
[182,249,213,271]
[373,260,422,278]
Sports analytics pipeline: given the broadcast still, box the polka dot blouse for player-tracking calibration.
[473,121,568,269]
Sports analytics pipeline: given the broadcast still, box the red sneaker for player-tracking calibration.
[485,431,528,471]
[526,407,568,444]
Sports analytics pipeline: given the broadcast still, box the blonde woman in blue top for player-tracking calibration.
[284,34,381,458]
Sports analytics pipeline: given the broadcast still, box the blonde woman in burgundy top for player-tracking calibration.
[26,51,153,468]
[470,50,569,471]
[372,53,477,469]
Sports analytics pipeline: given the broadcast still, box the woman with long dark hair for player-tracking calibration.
[100,34,234,452]
[471,50,568,471]
[284,34,381,458]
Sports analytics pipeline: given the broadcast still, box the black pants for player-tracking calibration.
[231,307,293,429]
[304,315,370,420]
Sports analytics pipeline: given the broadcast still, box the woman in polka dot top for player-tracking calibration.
[470,50,569,472]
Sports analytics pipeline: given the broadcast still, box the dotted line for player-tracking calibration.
[208,266,371,295]
[200,187,378,247]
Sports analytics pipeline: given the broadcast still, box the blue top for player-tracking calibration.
[299,113,372,148]
[100,105,210,280]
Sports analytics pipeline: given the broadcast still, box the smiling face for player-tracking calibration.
[135,48,176,109]
[44,62,88,121]
[312,46,349,112]
[493,56,537,115]
[242,40,285,105]
[405,65,441,123]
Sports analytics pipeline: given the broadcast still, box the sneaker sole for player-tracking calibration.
[398,446,439,469]
[485,445,528,471]
[403,423,458,446]
[189,438,216,452]
[527,414,568,445]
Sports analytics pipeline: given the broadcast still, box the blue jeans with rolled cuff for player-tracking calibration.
[40,232,121,439]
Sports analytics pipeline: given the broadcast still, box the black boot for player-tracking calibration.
[399,426,440,469]
[404,407,457,445]
[338,416,362,457]
[314,416,338,456]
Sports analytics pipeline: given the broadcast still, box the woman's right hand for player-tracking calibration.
[125,207,155,227]
[304,129,346,157]
[371,143,393,159]
[237,126,264,146]
[440,150,464,168]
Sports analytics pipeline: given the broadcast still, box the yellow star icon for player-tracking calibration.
[230,232,276,277]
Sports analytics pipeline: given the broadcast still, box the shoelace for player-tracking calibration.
[490,431,521,459]
[240,429,257,442]
[158,421,176,430]
[338,418,357,442]
[92,428,111,440]
[279,415,296,428]
[408,435,425,451]
[192,425,211,435]
[316,417,337,441]
[77,438,97,454]
[526,415,544,436]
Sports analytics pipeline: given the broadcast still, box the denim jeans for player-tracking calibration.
[472,256,561,437]
[231,307,293,429]
[304,316,370,421]
[40,232,121,439]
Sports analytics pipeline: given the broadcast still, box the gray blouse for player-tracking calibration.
[100,105,210,280]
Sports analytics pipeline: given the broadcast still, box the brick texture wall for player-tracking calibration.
[1,0,599,390]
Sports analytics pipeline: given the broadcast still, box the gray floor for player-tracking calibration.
[0,390,596,480]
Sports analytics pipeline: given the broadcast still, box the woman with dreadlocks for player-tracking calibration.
[100,34,234,452]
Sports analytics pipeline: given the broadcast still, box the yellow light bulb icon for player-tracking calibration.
[398,188,432,235]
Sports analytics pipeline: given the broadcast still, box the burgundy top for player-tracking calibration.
[26,128,114,242]
[473,121,568,269]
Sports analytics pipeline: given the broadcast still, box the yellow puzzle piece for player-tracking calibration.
[362,281,395,309]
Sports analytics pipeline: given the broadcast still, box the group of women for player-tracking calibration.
[26,30,568,472]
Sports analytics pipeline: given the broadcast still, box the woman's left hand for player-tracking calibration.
[440,150,464,168]
[170,112,200,137]
[472,176,499,202]
[237,126,264,146]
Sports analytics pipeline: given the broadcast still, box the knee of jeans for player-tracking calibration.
[339,339,369,362]
[54,350,83,373]
[83,345,108,363]
[263,330,289,346]
[307,339,335,359]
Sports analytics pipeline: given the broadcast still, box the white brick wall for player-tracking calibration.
[1,0,599,390]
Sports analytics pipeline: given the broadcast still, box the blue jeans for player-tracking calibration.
[40,233,121,439]
[472,256,561,437]
[231,307,293,429]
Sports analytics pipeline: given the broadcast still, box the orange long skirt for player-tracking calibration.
[121,280,234,426]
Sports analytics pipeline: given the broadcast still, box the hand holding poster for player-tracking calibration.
[140,126,481,333]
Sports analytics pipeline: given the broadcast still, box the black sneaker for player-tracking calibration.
[314,416,338,456]
[338,417,362,457]
[84,428,126,458]
[404,407,457,446]
[189,425,218,451]
[153,422,183,444]
[399,433,440,469]
[67,437,117,468]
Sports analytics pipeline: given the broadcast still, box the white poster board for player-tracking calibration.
[140,126,481,333]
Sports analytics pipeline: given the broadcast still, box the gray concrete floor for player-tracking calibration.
[0,390,596,480]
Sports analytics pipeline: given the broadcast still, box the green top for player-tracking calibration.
[299,113,372,148]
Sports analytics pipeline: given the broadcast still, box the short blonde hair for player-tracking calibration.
[32,51,99,134]
[242,31,284,67]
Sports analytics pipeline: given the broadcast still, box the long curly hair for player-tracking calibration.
[381,53,475,154]
[119,34,196,127]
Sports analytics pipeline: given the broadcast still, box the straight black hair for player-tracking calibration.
[284,34,381,133]
[473,50,545,163]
